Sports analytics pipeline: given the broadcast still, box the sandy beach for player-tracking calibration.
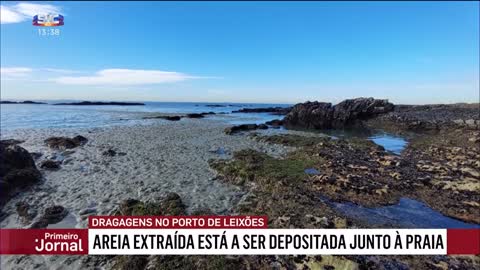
[0,117,293,269]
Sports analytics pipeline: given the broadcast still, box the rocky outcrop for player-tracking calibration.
[186,113,205,118]
[30,152,43,160]
[145,112,215,121]
[186,112,215,118]
[265,119,284,128]
[30,205,68,228]
[40,160,61,170]
[0,141,42,206]
[332,98,394,125]
[143,115,182,121]
[0,139,24,146]
[284,98,394,130]
[44,135,88,149]
[233,107,292,115]
[118,193,186,216]
[224,124,268,135]
[366,104,480,131]
[16,201,37,223]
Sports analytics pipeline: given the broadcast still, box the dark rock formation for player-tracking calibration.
[102,149,117,157]
[1,100,46,104]
[205,104,226,107]
[159,193,186,216]
[366,103,480,131]
[265,119,284,127]
[284,98,394,129]
[40,160,61,170]
[143,115,182,121]
[16,201,37,223]
[186,113,205,118]
[16,201,30,218]
[73,135,88,144]
[44,135,88,149]
[145,112,215,121]
[224,122,275,134]
[233,107,292,115]
[284,102,334,129]
[30,152,43,160]
[161,116,181,121]
[332,98,394,125]
[257,124,268,129]
[113,256,149,270]
[0,139,24,146]
[54,101,144,106]
[31,205,68,228]
[187,112,216,118]
[118,193,186,216]
[0,141,42,206]
[224,124,259,135]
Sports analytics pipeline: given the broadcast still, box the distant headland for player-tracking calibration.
[53,101,145,106]
[0,100,47,104]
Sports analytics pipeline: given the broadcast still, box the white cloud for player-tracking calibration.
[1,67,213,85]
[14,3,61,17]
[0,67,33,77]
[42,68,80,74]
[53,69,197,85]
[0,5,24,24]
[1,3,62,24]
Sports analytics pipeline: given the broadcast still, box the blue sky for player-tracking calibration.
[1,1,478,104]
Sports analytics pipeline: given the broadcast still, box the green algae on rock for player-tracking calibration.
[117,193,186,216]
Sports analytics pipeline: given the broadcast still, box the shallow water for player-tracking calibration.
[304,168,321,175]
[320,129,408,154]
[326,197,480,229]
[369,134,407,154]
[261,127,409,154]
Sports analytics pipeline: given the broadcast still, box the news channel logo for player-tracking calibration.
[32,13,64,27]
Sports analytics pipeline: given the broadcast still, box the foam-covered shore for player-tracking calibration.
[0,118,291,269]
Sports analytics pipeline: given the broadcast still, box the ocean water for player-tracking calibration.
[0,101,406,153]
[0,102,290,131]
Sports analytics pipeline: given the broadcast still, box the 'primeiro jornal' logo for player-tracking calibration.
[33,14,64,27]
